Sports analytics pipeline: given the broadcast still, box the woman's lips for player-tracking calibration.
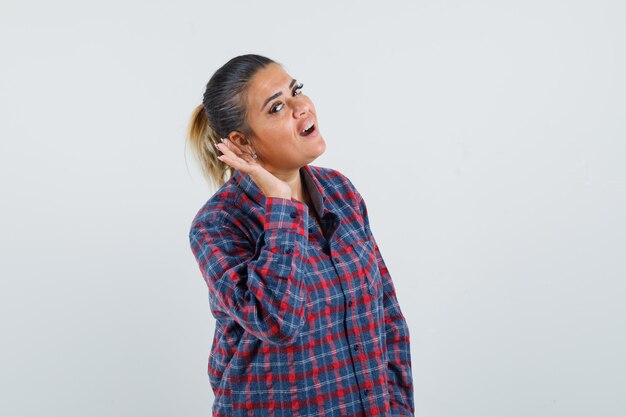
[299,123,317,137]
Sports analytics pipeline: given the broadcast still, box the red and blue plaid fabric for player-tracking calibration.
[189,164,414,417]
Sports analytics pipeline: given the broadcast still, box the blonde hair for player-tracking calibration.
[186,103,234,190]
[185,54,278,190]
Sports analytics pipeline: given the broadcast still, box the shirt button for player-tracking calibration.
[364,389,369,396]
[354,344,359,351]
[285,247,293,254]
[290,211,297,218]
[308,226,314,233]
[348,300,353,307]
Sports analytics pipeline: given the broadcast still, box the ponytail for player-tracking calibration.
[186,104,234,190]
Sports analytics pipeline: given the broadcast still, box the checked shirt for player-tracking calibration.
[189,164,414,417]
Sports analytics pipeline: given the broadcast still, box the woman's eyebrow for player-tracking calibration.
[261,79,297,111]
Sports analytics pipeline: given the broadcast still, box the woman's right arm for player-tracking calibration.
[189,197,310,346]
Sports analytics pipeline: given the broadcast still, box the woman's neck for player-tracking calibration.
[266,166,307,202]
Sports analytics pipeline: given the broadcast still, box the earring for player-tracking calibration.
[252,152,258,159]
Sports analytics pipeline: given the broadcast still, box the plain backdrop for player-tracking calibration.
[1,0,625,416]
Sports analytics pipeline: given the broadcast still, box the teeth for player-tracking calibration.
[302,121,314,133]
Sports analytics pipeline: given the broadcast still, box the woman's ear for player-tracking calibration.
[227,131,253,149]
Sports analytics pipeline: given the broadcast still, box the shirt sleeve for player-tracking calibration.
[189,197,310,346]
[357,191,416,417]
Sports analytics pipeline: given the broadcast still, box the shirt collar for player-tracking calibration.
[232,164,327,219]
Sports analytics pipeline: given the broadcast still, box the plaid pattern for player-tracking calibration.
[189,164,414,417]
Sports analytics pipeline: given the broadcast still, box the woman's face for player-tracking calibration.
[238,63,326,173]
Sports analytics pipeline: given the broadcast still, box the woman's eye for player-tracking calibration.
[270,102,283,113]
[269,83,304,114]
[293,82,304,96]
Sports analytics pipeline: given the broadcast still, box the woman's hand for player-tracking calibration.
[216,138,292,199]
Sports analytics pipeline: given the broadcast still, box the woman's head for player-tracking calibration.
[187,54,325,189]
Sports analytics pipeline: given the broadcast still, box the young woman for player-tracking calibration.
[187,54,414,417]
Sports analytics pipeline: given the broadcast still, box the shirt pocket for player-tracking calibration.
[350,238,382,298]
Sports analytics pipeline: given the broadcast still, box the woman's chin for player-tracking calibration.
[306,137,326,161]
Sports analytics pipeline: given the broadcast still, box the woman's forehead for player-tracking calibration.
[248,65,294,103]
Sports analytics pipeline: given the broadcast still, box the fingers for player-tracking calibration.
[220,138,245,157]
[215,139,255,172]
[222,138,257,163]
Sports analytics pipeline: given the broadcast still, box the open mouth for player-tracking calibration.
[300,123,316,137]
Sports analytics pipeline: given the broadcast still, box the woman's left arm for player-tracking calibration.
[355,185,415,417]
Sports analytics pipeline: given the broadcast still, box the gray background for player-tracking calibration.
[1,0,625,416]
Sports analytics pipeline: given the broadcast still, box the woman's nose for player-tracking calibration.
[293,100,309,117]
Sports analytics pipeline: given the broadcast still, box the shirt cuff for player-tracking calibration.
[263,197,309,251]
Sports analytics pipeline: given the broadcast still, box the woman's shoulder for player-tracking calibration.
[189,177,242,232]
[307,164,359,192]
[307,164,364,212]
[309,164,362,196]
